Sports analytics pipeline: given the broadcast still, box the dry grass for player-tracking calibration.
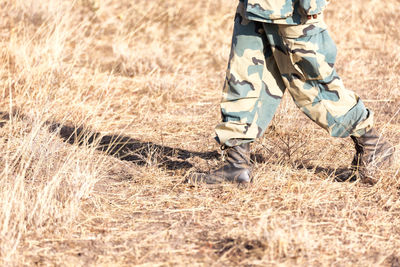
[0,0,399,265]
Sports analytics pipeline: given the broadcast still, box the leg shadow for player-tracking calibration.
[297,163,356,182]
[0,111,266,172]
[49,123,219,171]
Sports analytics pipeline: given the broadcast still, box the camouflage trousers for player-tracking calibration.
[215,4,374,147]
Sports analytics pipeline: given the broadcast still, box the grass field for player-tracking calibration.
[0,0,399,265]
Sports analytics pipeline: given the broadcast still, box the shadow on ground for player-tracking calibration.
[296,163,355,183]
[50,122,220,171]
[0,111,219,171]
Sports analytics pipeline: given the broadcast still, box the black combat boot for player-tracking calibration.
[187,143,252,184]
[336,128,395,184]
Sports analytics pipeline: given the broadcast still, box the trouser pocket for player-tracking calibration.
[282,30,337,81]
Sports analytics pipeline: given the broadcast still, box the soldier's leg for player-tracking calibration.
[214,2,286,148]
[265,23,373,137]
[264,23,394,183]
[187,4,287,184]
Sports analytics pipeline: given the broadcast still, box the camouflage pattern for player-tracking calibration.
[215,2,374,147]
[244,0,330,25]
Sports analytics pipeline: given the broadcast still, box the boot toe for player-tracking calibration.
[236,170,251,183]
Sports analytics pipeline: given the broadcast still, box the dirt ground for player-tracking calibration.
[0,0,399,265]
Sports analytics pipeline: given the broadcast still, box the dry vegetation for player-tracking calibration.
[0,0,399,265]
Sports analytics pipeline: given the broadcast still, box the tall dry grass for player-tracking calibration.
[0,0,399,265]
